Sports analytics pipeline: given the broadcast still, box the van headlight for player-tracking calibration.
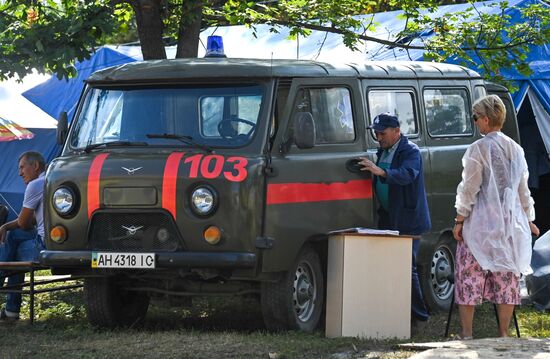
[191,187,216,215]
[52,187,76,215]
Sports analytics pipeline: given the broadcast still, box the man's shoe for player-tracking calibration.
[0,308,20,322]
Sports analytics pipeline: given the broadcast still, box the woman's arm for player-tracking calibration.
[453,214,466,241]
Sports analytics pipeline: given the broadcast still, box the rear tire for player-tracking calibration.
[261,245,324,331]
[84,276,150,328]
[420,237,456,312]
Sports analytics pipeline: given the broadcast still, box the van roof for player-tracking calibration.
[86,58,481,84]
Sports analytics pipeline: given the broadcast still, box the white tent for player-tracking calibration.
[0,74,56,129]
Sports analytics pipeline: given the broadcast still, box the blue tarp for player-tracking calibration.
[22,47,136,121]
[0,48,135,220]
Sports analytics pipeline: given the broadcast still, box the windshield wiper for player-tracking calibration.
[83,141,149,153]
[146,133,213,153]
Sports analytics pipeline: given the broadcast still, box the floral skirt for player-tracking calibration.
[454,241,520,305]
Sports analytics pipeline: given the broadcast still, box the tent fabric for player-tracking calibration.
[0,128,59,221]
[530,88,550,158]
[519,93,550,189]
[530,79,550,120]
[513,81,550,161]
[0,76,57,129]
[22,47,136,121]
[2,48,134,220]
[513,81,530,109]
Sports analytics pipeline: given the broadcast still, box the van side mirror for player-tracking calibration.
[56,111,68,145]
[293,112,315,149]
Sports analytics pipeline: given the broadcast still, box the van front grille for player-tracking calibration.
[88,211,182,251]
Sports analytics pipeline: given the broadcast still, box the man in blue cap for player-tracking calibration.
[359,112,431,324]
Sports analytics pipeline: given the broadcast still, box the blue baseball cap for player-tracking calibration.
[368,113,400,131]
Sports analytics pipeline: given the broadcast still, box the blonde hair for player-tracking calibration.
[473,94,506,128]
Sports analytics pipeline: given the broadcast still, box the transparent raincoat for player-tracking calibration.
[455,131,535,275]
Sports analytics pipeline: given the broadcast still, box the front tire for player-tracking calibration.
[261,245,324,331]
[84,276,150,328]
[420,237,456,312]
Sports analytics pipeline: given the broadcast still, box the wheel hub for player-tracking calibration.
[293,263,316,322]
[430,248,454,301]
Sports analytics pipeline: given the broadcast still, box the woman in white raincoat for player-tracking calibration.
[453,95,540,339]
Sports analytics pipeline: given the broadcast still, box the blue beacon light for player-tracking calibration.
[205,35,226,58]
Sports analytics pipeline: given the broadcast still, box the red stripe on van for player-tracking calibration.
[162,152,185,219]
[87,153,109,218]
[266,179,373,205]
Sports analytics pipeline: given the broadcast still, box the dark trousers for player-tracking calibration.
[378,207,429,321]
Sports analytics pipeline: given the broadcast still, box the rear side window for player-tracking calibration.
[292,87,355,144]
[367,90,417,136]
[424,88,472,137]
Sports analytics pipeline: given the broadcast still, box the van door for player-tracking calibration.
[418,82,478,310]
[421,84,477,232]
[262,78,373,273]
[362,83,428,228]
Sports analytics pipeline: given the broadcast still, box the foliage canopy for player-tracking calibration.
[0,0,548,88]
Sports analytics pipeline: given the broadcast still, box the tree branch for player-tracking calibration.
[204,14,538,52]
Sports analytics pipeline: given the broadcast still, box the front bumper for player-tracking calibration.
[39,250,256,269]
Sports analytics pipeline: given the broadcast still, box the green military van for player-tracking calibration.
[40,58,519,330]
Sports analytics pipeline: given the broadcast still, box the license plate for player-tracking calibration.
[91,252,155,269]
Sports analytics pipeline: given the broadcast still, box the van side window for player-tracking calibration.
[273,80,291,139]
[292,87,355,144]
[200,95,261,137]
[367,90,417,136]
[424,88,472,136]
[474,86,487,101]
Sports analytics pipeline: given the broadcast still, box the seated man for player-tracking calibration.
[0,151,46,321]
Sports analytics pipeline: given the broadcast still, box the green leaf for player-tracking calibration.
[35,39,44,52]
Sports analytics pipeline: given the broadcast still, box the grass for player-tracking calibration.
[33,269,53,277]
[0,282,548,358]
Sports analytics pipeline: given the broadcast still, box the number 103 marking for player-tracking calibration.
[184,154,249,182]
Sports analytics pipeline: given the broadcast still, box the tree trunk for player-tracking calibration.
[132,0,166,60]
[175,0,203,58]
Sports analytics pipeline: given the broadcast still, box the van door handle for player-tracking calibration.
[346,158,371,178]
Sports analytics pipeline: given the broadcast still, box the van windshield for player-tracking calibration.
[69,84,263,150]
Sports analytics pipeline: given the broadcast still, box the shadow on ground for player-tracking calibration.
[144,295,266,332]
